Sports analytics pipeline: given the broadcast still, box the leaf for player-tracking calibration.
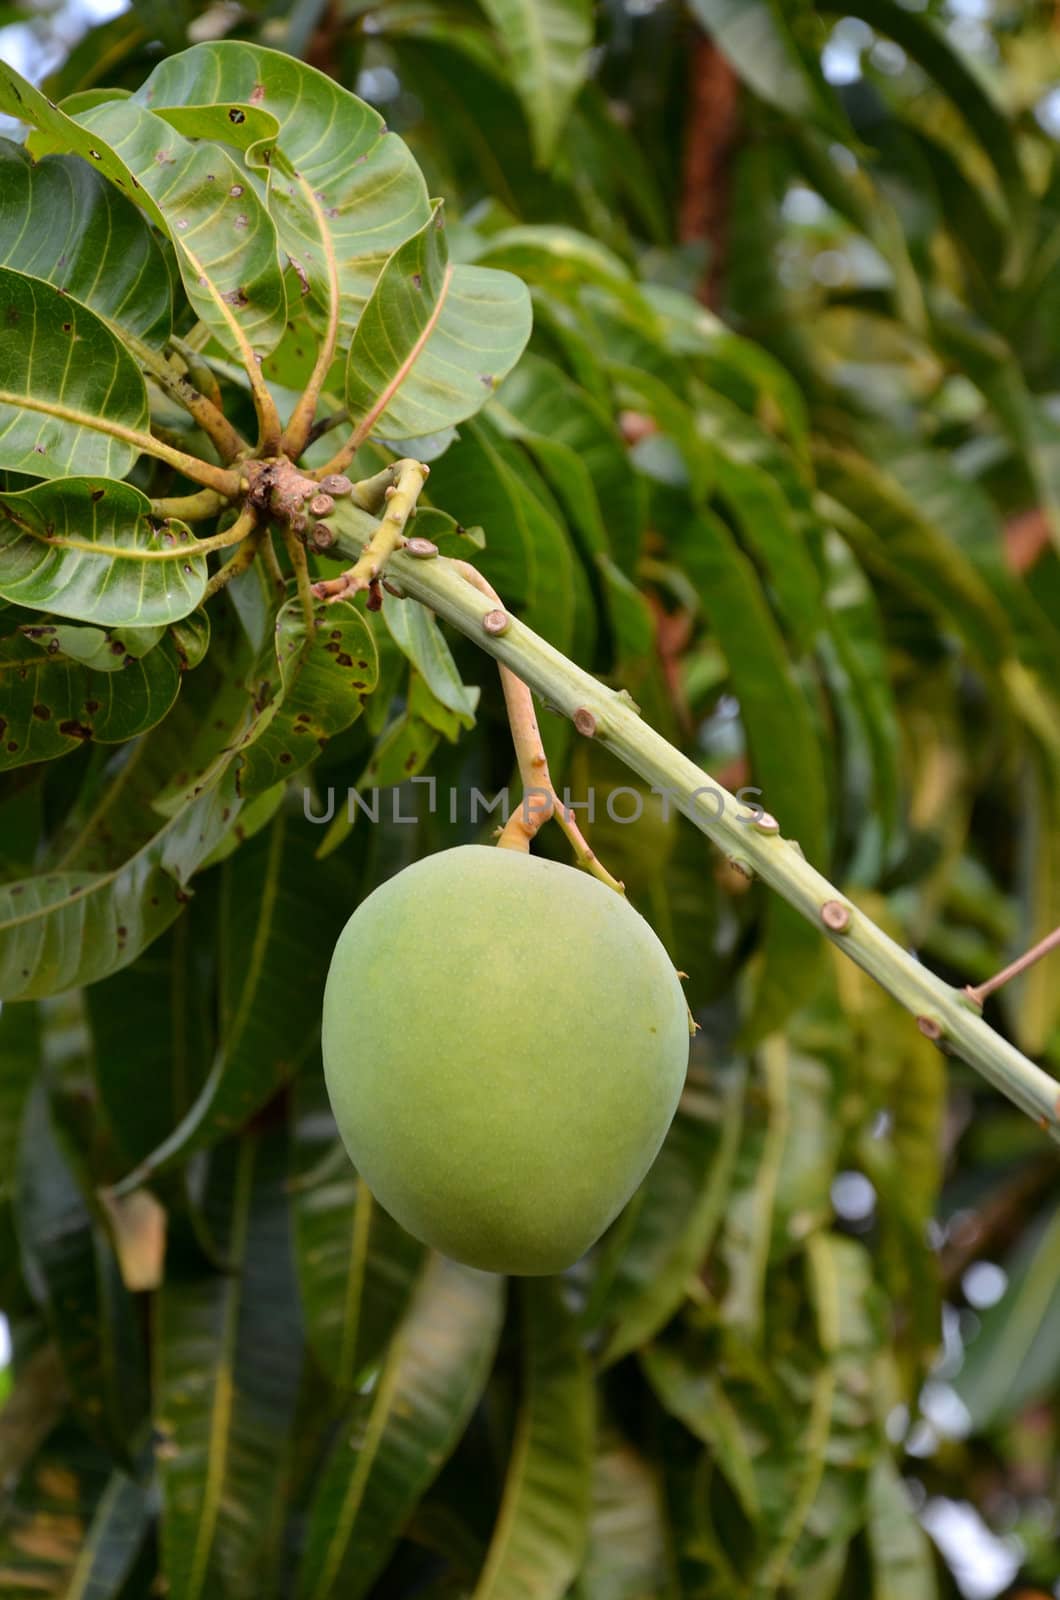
[132,40,434,373]
[65,1459,152,1600]
[951,1197,1060,1432]
[866,1457,938,1600]
[237,598,378,798]
[290,1068,425,1390]
[588,1060,745,1366]
[50,93,286,363]
[641,1344,760,1521]
[0,139,171,344]
[155,1126,304,1600]
[296,1254,504,1600]
[0,477,206,626]
[383,598,477,727]
[344,204,531,443]
[0,1001,38,1208]
[15,1081,147,1455]
[475,0,593,164]
[0,268,150,479]
[0,737,241,1001]
[567,1430,673,1600]
[0,632,180,772]
[688,0,840,124]
[113,808,351,1189]
[472,1278,593,1600]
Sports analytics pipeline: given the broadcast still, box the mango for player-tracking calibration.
[322,844,689,1274]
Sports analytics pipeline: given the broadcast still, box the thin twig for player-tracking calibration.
[965,924,1060,1008]
[127,332,248,462]
[261,530,288,599]
[203,522,263,599]
[282,522,318,631]
[151,488,226,522]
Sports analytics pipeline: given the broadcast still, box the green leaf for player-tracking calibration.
[0,632,180,772]
[567,1429,673,1600]
[866,1457,938,1600]
[475,0,593,164]
[383,598,477,727]
[952,1197,1060,1432]
[0,269,150,479]
[155,1126,304,1600]
[688,0,840,124]
[296,1254,504,1600]
[642,1343,760,1521]
[589,1060,745,1366]
[472,1278,594,1600]
[15,1081,147,1455]
[344,205,531,442]
[65,1459,152,1600]
[0,477,205,626]
[237,598,378,798]
[0,139,171,344]
[0,1001,38,1207]
[290,1069,425,1390]
[132,40,434,375]
[113,808,350,1189]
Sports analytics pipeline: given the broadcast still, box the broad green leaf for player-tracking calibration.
[472,1278,593,1600]
[20,620,165,670]
[290,1069,425,1390]
[132,41,434,372]
[867,1457,938,1600]
[155,1127,304,1600]
[15,1081,147,1455]
[113,809,350,1189]
[0,62,288,363]
[383,597,477,726]
[296,1254,504,1600]
[475,0,593,164]
[688,0,840,123]
[344,205,530,442]
[952,1197,1060,1431]
[0,268,150,479]
[588,1060,745,1366]
[0,139,171,344]
[0,632,180,771]
[237,598,378,798]
[0,477,205,626]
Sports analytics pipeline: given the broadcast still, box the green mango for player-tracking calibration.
[322,844,689,1274]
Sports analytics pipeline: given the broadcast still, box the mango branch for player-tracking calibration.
[325,504,1060,1144]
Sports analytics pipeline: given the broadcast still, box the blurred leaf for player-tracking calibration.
[475,0,593,164]
[65,1456,152,1600]
[567,1429,673,1600]
[383,598,477,727]
[472,1278,593,1600]
[296,1254,504,1600]
[688,0,841,125]
[867,1457,938,1600]
[290,1068,425,1390]
[952,1197,1060,1432]
[155,1126,304,1600]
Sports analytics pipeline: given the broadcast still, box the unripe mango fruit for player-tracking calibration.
[322,844,689,1274]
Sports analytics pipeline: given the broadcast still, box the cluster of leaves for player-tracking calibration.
[0,1,1057,1596]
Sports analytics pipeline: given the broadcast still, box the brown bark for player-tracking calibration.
[679,33,742,308]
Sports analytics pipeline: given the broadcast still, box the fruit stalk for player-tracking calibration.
[327,507,1060,1143]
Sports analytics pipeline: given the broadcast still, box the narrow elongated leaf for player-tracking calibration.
[296,1254,504,1600]
[867,1457,938,1600]
[132,41,434,370]
[344,205,531,442]
[237,598,378,798]
[472,1278,593,1600]
[291,1070,425,1389]
[0,268,150,478]
[0,746,240,1001]
[15,1081,147,1455]
[0,1001,38,1205]
[156,1127,304,1600]
[0,477,205,625]
[65,1460,152,1600]
[475,0,593,164]
[0,632,180,771]
[383,598,477,726]
[952,1197,1060,1431]
[688,0,839,124]
[642,1344,760,1520]
[0,139,171,344]
[114,810,350,1188]
[567,1430,673,1600]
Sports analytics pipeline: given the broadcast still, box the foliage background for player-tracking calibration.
[1,0,1059,1596]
